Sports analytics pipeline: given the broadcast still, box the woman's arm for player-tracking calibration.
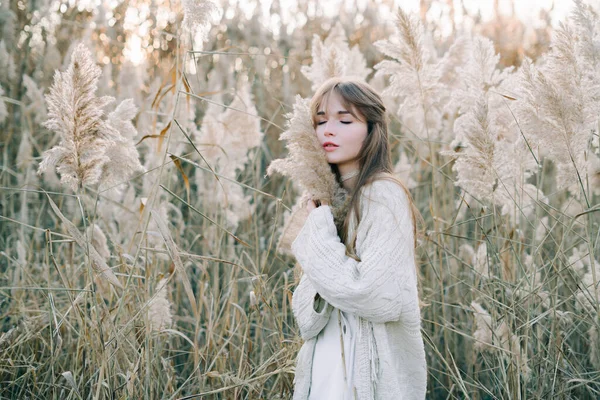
[291,180,417,324]
[292,273,333,340]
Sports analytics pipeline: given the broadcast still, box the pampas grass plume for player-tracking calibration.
[148,278,173,332]
[266,95,339,202]
[267,96,350,256]
[38,43,144,191]
[38,43,114,191]
[181,0,219,41]
[100,98,145,188]
[0,85,7,124]
[301,21,371,90]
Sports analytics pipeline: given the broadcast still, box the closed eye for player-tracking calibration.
[340,121,352,124]
[317,121,326,125]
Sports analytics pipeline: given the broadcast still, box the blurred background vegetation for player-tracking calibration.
[1,0,599,399]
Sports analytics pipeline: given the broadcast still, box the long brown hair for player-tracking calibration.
[310,77,421,256]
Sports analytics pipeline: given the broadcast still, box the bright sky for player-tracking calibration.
[322,0,573,25]
[96,0,579,65]
[260,0,576,36]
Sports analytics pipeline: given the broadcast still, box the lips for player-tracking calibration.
[323,142,338,148]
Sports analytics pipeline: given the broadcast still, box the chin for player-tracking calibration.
[325,155,341,163]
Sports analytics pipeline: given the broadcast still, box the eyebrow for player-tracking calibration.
[316,110,352,116]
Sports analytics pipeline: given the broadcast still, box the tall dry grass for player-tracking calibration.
[1,0,599,399]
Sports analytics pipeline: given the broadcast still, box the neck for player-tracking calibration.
[339,168,360,191]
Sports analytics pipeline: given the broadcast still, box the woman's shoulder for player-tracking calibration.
[356,173,414,231]
[359,173,409,205]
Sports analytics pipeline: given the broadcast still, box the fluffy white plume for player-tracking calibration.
[194,85,263,174]
[194,85,264,168]
[393,151,417,189]
[444,36,543,223]
[471,302,531,379]
[194,102,224,166]
[210,179,255,231]
[471,301,493,351]
[16,130,33,169]
[535,216,549,243]
[41,42,63,84]
[267,96,335,200]
[267,96,352,253]
[181,0,219,41]
[147,278,173,332]
[569,245,600,313]
[450,97,498,202]
[194,84,263,231]
[216,86,264,170]
[571,0,600,72]
[590,326,600,369]
[301,22,372,90]
[0,40,16,84]
[22,74,47,125]
[0,85,7,124]
[100,99,145,189]
[460,242,490,278]
[38,43,144,191]
[516,3,600,195]
[438,35,472,87]
[450,36,514,146]
[373,9,445,144]
[38,43,114,191]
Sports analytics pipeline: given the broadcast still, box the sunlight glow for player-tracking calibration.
[124,34,144,66]
[116,0,579,65]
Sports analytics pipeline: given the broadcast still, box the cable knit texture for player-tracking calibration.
[291,178,427,399]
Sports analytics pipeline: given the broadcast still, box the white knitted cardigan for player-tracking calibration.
[291,179,427,400]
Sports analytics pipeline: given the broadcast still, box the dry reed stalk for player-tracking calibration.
[47,195,123,289]
[151,209,198,320]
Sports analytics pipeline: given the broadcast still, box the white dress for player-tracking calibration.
[308,304,358,399]
[308,204,359,400]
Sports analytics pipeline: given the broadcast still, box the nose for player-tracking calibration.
[323,121,335,136]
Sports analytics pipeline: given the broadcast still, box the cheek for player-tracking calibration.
[315,126,325,140]
[349,127,368,151]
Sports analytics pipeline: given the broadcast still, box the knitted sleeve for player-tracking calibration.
[291,180,416,323]
[291,273,333,340]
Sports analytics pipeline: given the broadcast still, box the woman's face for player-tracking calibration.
[315,91,368,173]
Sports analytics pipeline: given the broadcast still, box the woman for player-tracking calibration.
[290,77,427,399]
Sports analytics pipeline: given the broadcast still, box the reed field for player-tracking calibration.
[0,0,599,398]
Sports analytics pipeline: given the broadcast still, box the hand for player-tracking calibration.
[306,197,329,212]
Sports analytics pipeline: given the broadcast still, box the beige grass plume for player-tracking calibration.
[0,40,16,84]
[147,277,173,332]
[373,8,444,145]
[301,21,372,91]
[181,0,219,42]
[0,85,7,124]
[100,98,145,189]
[516,1,600,195]
[38,43,144,191]
[193,84,263,231]
[22,74,47,125]
[471,301,531,380]
[38,43,114,191]
[267,95,348,254]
